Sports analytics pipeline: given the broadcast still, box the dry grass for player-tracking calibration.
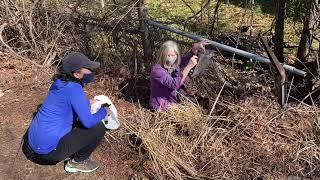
[120,94,320,179]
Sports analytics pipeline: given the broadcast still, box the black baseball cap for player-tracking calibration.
[62,52,100,73]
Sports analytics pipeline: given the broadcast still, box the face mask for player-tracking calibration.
[166,56,177,66]
[81,72,95,84]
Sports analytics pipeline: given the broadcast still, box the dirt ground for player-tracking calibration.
[0,53,147,180]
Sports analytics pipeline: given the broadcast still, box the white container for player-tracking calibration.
[91,95,120,130]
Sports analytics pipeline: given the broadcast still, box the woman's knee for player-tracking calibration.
[92,122,106,139]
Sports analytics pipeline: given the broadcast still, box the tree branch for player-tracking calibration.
[0,23,42,67]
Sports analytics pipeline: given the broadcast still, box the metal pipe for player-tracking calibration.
[147,19,306,77]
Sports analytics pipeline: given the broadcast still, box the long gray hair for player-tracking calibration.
[156,41,181,69]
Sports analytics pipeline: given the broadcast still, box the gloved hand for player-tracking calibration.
[101,103,111,108]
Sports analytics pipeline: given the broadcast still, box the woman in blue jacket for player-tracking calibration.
[23,52,108,173]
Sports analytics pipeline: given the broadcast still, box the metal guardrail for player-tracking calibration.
[147,19,307,77]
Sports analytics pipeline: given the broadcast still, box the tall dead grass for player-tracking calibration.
[121,95,320,179]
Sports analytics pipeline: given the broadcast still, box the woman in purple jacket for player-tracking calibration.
[149,40,208,110]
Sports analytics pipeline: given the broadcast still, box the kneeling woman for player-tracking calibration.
[23,52,108,173]
[149,40,208,110]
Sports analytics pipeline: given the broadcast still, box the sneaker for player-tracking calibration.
[65,159,99,173]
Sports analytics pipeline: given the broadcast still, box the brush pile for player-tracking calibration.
[121,94,320,179]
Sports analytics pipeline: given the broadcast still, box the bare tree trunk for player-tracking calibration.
[137,0,152,69]
[249,0,255,37]
[209,0,221,36]
[297,0,319,62]
[201,0,203,23]
[274,0,286,63]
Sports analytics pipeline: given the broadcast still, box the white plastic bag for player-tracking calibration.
[90,95,120,130]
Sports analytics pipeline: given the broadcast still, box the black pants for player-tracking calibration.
[23,122,106,165]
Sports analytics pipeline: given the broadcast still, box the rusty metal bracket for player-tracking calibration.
[259,34,287,107]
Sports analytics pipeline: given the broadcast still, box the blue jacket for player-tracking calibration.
[28,79,107,154]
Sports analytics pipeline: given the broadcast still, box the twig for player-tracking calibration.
[187,0,211,21]
[266,128,298,142]
[43,23,65,66]
[284,76,294,109]
[208,82,226,116]
[14,68,25,76]
[301,86,320,103]
[119,83,129,92]
[101,0,105,8]
[105,132,120,143]
[180,0,196,15]
[109,0,140,35]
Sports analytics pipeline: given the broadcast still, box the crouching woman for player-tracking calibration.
[23,52,108,173]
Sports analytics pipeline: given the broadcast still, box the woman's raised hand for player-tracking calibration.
[191,40,210,55]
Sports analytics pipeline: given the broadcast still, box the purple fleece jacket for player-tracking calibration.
[149,52,193,110]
